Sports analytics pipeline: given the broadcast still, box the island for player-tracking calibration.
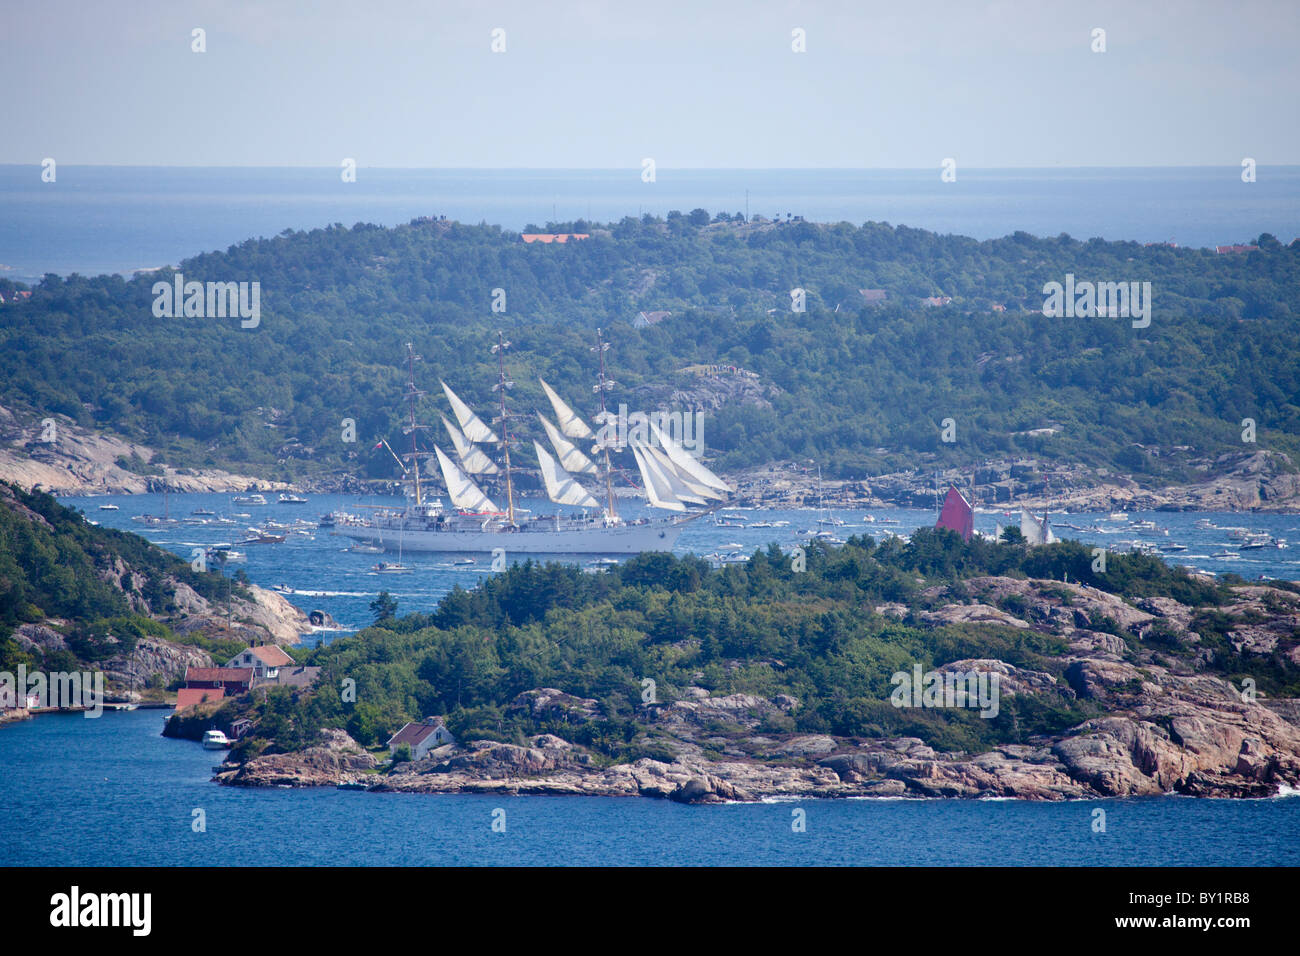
[202,530,1300,802]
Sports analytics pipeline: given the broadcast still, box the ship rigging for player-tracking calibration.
[330,330,730,555]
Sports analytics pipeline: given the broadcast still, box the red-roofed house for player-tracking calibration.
[226,644,295,680]
[387,717,456,760]
[175,687,225,712]
[184,667,254,694]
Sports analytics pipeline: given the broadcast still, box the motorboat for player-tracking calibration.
[242,530,286,544]
[278,494,308,505]
[202,730,232,750]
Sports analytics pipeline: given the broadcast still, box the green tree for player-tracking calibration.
[370,591,398,624]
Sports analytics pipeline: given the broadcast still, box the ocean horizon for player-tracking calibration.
[3,165,1297,283]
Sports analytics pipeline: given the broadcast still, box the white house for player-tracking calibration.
[387,717,456,760]
[226,644,295,680]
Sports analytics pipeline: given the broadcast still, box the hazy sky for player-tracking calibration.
[6,0,1298,167]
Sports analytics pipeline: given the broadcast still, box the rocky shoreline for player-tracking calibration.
[214,576,1300,803]
[5,403,1297,512]
[729,450,1300,514]
[0,404,292,496]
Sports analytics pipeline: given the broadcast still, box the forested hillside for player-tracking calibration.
[0,482,251,676]
[3,215,1297,481]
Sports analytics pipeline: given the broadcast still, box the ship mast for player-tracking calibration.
[593,328,617,520]
[492,331,516,524]
[405,343,424,506]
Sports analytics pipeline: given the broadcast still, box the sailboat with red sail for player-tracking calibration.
[935,484,974,541]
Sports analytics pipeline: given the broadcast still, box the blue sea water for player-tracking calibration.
[4,496,1297,866]
[63,494,1300,635]
[3,166,1298,282]
[1,709,1297,867]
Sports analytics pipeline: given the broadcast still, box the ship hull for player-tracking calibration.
[332,520,689,554]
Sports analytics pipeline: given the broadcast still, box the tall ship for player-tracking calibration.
[330,331,730,555]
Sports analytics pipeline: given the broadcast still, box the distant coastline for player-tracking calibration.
[3,165,1298,281]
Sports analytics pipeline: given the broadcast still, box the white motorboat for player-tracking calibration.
[202,730,232,750]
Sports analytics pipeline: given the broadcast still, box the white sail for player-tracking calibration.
[539,378,594,439]
[533,442,601,509]
[649,421,731,494]
[1019,509,1056,545]
[538,414,598,476]
[441,381,499,445]
[441,415,499,475]
[629,443,686,512]
[633,440,707,509]
[645,443,718,502]
[435,445,500,513]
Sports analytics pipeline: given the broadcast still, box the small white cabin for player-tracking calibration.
[387,717,456,761]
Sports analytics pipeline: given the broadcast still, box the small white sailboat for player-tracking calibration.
[373,519,413,572]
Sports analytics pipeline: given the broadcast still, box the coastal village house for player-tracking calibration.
[183,667,254,695]
[226,644,295,680]
[387,717,456,760]
[175,687,225,711]
[174,649,318,714]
